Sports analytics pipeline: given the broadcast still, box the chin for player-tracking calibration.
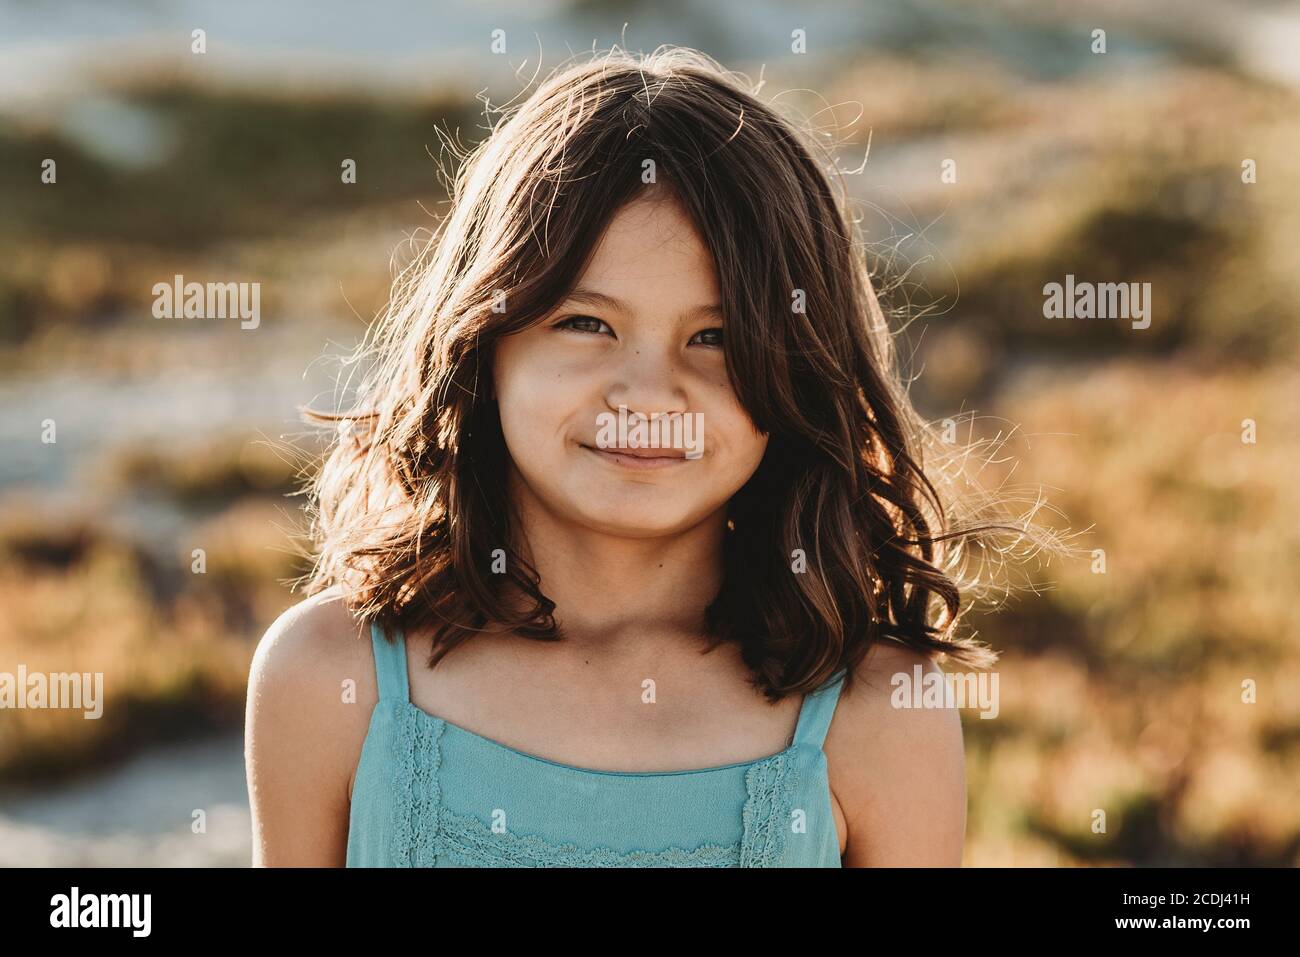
[572,501,706,539]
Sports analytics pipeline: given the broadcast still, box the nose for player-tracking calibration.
[603,346,689,420]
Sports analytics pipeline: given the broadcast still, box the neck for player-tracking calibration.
[504,471,727,653]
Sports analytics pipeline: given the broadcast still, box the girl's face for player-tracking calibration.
[492,192,769,539]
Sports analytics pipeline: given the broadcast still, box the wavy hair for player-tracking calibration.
[299,46,1058,698]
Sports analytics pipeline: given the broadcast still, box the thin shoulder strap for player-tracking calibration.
[369,620,410,703]
[792,667,849,749]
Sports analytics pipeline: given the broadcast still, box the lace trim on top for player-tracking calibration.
[389,701,444,867]
[385,700,801,867]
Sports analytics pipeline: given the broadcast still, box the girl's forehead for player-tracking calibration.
[599,192,699,246]
[577,196,718,294]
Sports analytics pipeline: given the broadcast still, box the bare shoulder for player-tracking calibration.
[245,586,378,865]
[824,642,968,867]
[249,586,375,702]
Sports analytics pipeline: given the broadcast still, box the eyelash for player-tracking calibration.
[554,315,723,347]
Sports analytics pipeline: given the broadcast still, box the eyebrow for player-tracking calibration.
[562,286,723,321]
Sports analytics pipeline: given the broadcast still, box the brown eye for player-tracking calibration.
[557,315,614,336]
[689,327,723,347]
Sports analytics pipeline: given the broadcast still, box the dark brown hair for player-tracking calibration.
[299,46,1057,698]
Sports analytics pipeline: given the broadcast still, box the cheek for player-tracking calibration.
[493,340,536,452]
[706,389,767,467]
[731,425,769,477]
[493,337,580,456]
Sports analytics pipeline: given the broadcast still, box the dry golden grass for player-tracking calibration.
[960,359,1300,864]
[0,487,307,786]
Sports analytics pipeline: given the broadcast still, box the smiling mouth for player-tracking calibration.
[580,444,693,470]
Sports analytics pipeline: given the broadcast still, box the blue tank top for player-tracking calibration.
[347,620,848,867]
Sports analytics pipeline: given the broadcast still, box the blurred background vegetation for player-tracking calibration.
[0,0,1296,865]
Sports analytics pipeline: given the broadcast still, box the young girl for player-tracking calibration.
[246,47,1026,867]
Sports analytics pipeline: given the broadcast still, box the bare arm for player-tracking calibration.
[245,590,373,866]
[827,643,967,867]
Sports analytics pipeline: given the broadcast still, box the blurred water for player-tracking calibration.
[57,95,180,170]
[0,731,249,867]
[0,0,1200,111]
[0,324,353,490]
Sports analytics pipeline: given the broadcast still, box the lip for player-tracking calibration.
[581,444,693,471]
